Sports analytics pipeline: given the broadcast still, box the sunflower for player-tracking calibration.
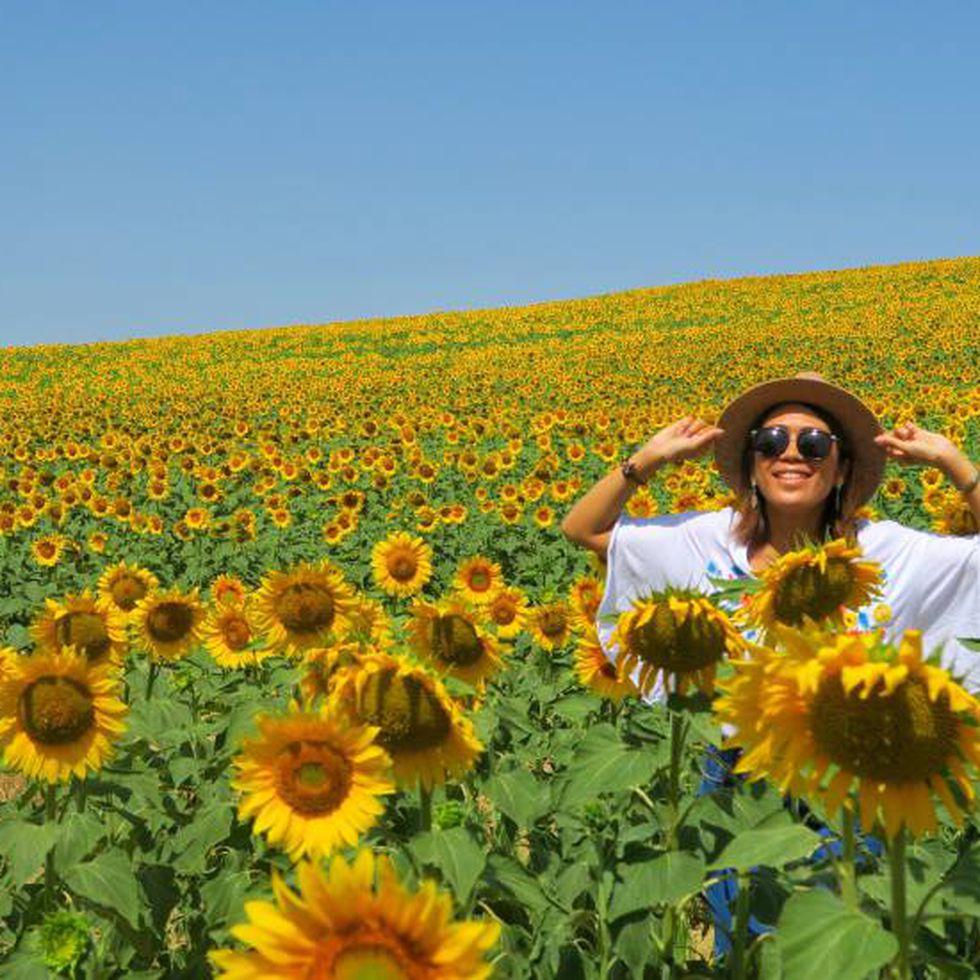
[30,591,128,666]
[252,561,357,657]
[569,574,604,630]
[210,849,500,979]
[715,625,980,838]
[407,598,505,685]
[30,534,66,567]
[299,642,367,705]
[574,623,638,702]
[201,601,270,669]
[131,588,207,662]
[486,585,529,639]
[339,595,394,649]
[96,561,160,618]
[209,573,249,608]
[453,555,504,605]
[528,601,575,651]
[371,531,433,598]
[611,590,745,696]
[738,538,884,638]
[334,651,484,789]
[0,647,127,783]
[231,700,394,861]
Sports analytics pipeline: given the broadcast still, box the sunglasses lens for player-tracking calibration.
[752,427,789,457]
[798,429,834,460]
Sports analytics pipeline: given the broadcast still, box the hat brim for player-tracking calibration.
[713,377,886,508]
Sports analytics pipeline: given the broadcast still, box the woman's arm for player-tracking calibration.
[561,417,725,561]
[874,423,980,529]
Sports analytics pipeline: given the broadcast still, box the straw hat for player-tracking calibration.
[713,372,886,507]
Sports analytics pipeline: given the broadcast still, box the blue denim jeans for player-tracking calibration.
[698,746,882,959]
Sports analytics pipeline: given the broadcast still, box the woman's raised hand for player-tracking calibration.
[633,416,725,473]
[873,422,958,468]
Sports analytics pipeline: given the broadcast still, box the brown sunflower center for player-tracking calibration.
[810,674,959,782]
[19,676,95,745]
[467,569,491,591]
[221,617,251,651]
[491,599,517,625]
[386,551,419,582]
[772,558,855,626]
[275,741,353,816]
[428,614,483,667]
[628,603,727,672]
[147,601,195,643]
[538,608,568,639]
[56,612,111,662]
[275,583,335,634]
[359,671,452,752]
[328,937,414,980]
[110,575,147,611]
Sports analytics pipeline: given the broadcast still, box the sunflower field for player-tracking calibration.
[1,256,980,978]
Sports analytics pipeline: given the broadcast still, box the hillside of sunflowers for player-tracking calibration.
[1,255,980,978]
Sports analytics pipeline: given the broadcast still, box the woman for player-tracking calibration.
[561,371,980,956]
[562,372,980,686]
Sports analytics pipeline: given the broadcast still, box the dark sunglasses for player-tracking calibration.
[749,425,839,461]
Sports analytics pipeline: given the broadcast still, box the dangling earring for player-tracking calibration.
[750,480,759,511]
[835,483,843,514]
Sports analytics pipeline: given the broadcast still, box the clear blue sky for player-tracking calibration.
[3,1,979,347]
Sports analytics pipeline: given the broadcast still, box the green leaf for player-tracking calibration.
[957,637,980,651]
[171,801,234,874]
[485,769,549,826]
[558,724,660,808]
[64,851,144,929]
[484,854,552,915]
[53,812,106,873]
[0,818,60,887]
[610,850,706,920]
[707,816,823,872]
[775,889,897,980]
[614,915,658,974]
[409,827,486,904]
[201,870,252,928]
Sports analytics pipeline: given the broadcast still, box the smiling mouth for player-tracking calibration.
[773,472,812,482]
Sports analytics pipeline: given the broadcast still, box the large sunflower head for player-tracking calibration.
[253,560,358,657]
[452,555,504,605]
[201,600,270,669]
[371,531,433,598]
[210,849,500,979]
[574,623,638,702]
[30,591,128,666]
[0,647,127,783]
[611,589,745,696]
[131,588,207,663]
[739,538,884,636]
[96,561,160,618]
[231,699,394,861]
[407,598,505,685]
[333,651,484,790]
[715,624,980,838]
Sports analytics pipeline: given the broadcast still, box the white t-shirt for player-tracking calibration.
[596,507,980,697]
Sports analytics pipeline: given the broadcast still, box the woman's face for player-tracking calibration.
[750,404,849,516]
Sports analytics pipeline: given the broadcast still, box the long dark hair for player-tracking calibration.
[731,401,860,548]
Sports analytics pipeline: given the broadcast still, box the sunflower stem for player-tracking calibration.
[145,662,159,701]
[889,830,911,980]
[419,784,432,832]
[731,871,751,980]
[74,776,87,814]
[44,783,57,909]
[666,709,687,851]
[839,803,858,909]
